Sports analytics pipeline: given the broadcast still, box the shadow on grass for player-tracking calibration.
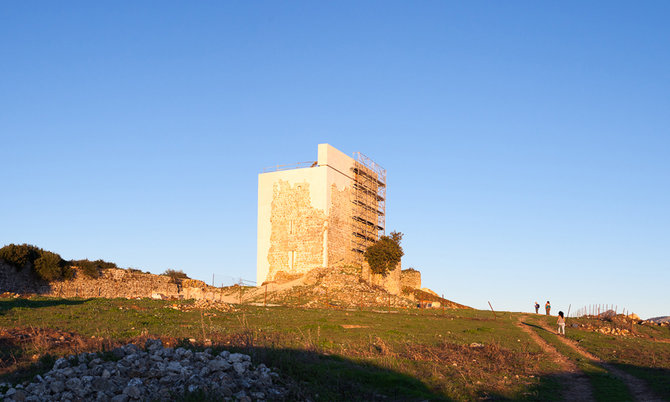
[3,337,658,402]
[607,362,670,400]
[229,345,453,401]
[478,374,564,401]
[0,298,89,315]
[520,321,551,333]
[519,321,661,401]
[219,343,595,401]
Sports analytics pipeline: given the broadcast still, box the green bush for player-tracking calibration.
[0,244,41,269]
[33,251,72,281]
[69,259,118,279]
[364,231,404,277]
[0,244,76,281]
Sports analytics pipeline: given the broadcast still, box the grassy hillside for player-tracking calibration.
[1,297,668,401]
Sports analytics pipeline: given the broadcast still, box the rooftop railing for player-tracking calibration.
[262,161,318,173]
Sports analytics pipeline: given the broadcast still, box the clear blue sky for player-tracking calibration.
[2,2,668,318]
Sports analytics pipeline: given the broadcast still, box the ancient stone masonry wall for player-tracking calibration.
[401,269,421,290]
[267,180,326,281]
[327,184,357,269]
[361,261,402,295]
[0,261,229,301]
[50,268,179,298]
[0,261,49,294]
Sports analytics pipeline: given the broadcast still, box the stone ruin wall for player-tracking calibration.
[0,261,227,301]
[361,261,402,295]
[0,260,47,294]
[401,269,421,290]
[266,180,326,281]
[326,183,357,269]
[266,180,360,281]
[264,176,402,294]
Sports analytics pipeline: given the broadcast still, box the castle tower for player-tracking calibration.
[256,144,386,285]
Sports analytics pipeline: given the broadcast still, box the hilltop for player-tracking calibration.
[220,266,468,309]
[0,244,466,311]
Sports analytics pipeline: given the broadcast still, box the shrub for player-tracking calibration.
[69,259,118,279]
[0,244,41,269]
[33,251,72,281]
[364,231,404,277]
[162,269,189,283]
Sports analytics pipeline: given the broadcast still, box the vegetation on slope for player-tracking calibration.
[0,244,73,281]
[0,244,141,281]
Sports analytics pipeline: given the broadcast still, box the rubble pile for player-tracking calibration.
[267,267,415,308]
[645,317,670,326]
[574,313,670,337]
[165,299,236,314]
[253,267,469,310]
[594,326,631,336]
[0,339,286,401]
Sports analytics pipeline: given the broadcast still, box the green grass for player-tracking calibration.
[541,316,670,400]
[1,297,668,401]
[525,320,634,402]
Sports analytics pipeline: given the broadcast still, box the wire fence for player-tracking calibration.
[573,303,635,318]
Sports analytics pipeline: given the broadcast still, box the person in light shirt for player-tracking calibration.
[557,311,566,335]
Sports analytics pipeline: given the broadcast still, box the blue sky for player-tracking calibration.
[2,2,668,318]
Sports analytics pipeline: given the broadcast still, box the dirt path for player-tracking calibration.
[517,317,595,401]
[533,321,664,402]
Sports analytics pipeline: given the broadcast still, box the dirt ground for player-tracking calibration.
[517,317,595,401]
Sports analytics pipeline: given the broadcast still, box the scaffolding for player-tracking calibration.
[351,152,386,262]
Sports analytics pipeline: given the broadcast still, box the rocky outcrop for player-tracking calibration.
[258,266,416,308]
[0,339,286,401]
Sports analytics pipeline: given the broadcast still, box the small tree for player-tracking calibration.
[162,269,189,283]
[364,231,404,277]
